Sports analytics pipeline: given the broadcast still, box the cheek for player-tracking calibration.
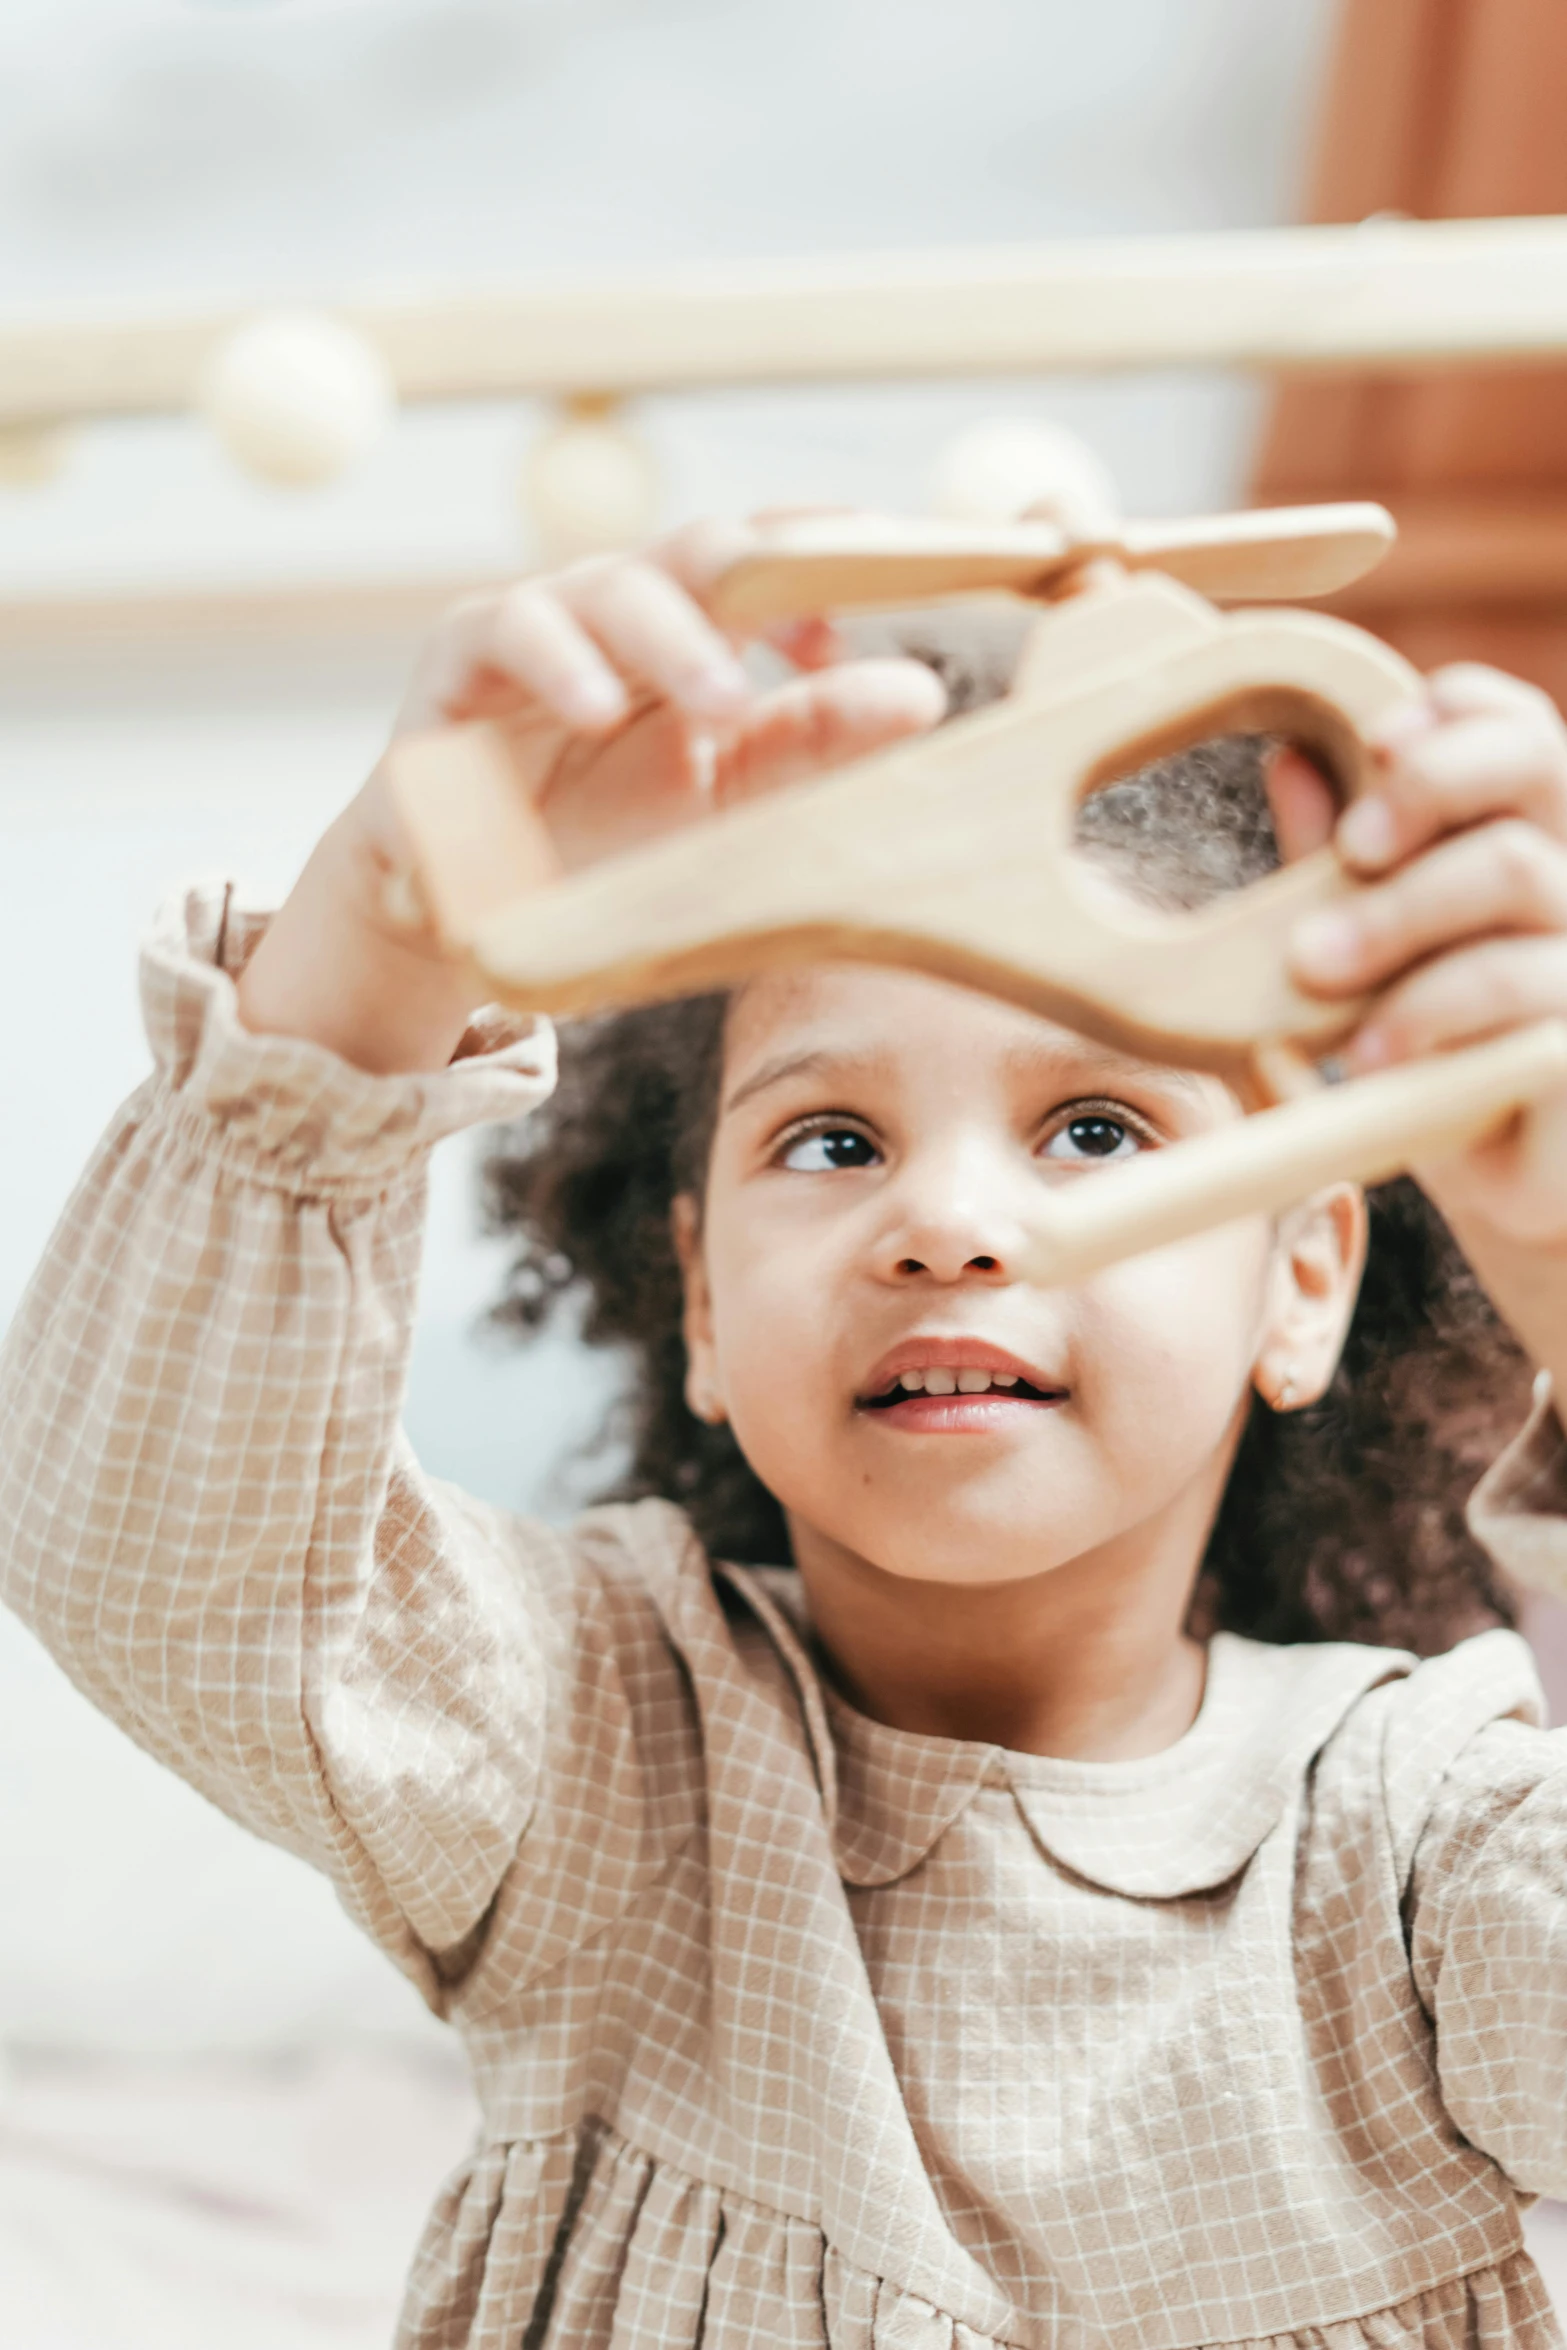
[1076,1228,1271,1430]
[701,1203,846,1437]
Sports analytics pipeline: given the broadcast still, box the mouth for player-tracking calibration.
[855,1341,1068,1426]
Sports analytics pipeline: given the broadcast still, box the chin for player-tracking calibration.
[831,1491,1105,1588]
[752,1432,1135,1586]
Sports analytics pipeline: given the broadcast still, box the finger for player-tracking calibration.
[1265,744,1337,860]
[1345,935,1567,1070]
[1358,667,1551,761]
[1291,820,1567,997]
[394,591,500,730]
[716,658,947,805]
[1338,705,1567,873]
[562,556,752,719]
[768,615,856,673]
[394,585,625,734]
[650,515,762,609]
[481,585,630,729]
[1423,662,1561,726]
[660,510,876,646]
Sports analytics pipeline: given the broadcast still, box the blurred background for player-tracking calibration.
[4,2,1567,2342]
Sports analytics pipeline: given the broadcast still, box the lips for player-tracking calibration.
[856,1338,1066,1412]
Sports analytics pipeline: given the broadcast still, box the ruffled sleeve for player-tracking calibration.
[0,882,560,2009]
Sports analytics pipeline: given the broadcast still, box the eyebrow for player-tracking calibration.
[1001,1037,1213,1102]
[722,1047,889,1117]
[722,1033,1214,1119]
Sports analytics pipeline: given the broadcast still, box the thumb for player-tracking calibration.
[1265,744,1338,862]
[717,658,947,806]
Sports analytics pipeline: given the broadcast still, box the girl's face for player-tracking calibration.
[680,965,1357,1593]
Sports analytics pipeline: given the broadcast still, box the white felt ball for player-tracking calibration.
[932,418,1120,536]
[523,407,660,562]
[201,310,395,488]
[0,422,70,490]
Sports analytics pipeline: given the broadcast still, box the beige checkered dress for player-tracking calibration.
[7,884,1567,2350]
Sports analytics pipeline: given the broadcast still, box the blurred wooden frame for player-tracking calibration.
[384,516,1567,1288]
[5,216,1567,429]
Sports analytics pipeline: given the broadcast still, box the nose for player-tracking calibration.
[867,1138,1028,1286]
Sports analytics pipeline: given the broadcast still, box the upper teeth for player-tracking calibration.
[896,1368,1020,1395]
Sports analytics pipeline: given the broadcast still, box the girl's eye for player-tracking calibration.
[780,1126,880,1173]
[1041,1112,1145,1165]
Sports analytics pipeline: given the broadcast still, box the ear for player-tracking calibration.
[672,1192,727,1427]
[1253,1182,1367,1414]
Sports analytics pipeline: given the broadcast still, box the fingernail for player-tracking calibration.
[1346,1026,1390,1071]
[1369,701,1432,754]
[1338,794,1397,867]
[564,675,628,728]
[685,658,750,715]
[1291,910,1362,981]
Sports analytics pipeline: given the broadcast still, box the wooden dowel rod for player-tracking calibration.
[7,217,1567,427]
[0,575,495,652]
[1022,1019,1567,1288]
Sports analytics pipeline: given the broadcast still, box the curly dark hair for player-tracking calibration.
[485,644,1531,1656]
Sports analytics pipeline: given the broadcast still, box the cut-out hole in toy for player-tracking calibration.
[1070,732,1282,920]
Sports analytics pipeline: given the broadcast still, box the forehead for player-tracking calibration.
[719,964,1206,1100]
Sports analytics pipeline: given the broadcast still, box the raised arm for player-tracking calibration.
[0,883,560,2001]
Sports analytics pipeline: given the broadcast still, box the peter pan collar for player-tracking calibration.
[719,1565,1409,1900]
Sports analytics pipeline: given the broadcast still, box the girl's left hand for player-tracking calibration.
[1277,664,1567,1251]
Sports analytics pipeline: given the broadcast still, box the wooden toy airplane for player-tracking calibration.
[385,503,1567,1287]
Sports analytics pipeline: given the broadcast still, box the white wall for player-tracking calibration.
[0,0,1336,2054]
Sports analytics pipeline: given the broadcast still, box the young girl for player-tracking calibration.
[6,516,1567,2350]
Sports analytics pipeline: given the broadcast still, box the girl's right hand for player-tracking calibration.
[236,519,947,1076]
